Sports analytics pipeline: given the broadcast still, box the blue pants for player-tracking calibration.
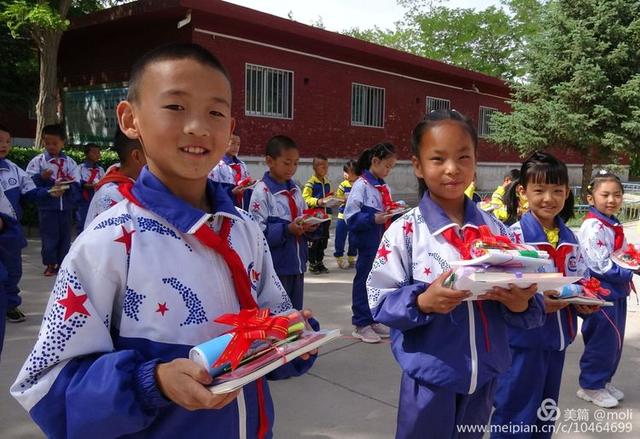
[397,373,496,439]
[491,348,566,438]
[0,262,8,359]
[0,243,23,309]
[333,219,357,258]
[579,298,627,389]
[279,273,304,310]
[75,201,90,234]
[352,252,375,327]
[39,209,72,266]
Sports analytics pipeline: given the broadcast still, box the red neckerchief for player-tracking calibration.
[283,190,299,220]
[119,183,271,438]
[50,157,72,181]
[585,211,624,251]
[440,226,481,259]
[82,167,101,201]
[95,167,133,192]
[374,184,394,229]
[229,163,245,206]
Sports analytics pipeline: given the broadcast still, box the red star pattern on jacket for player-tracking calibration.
[114,225,135,255]
[57,285,91,321]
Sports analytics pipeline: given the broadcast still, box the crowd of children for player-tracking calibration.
[1,43,635,439]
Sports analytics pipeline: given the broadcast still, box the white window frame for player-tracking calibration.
[426,96,451,113]
[245,63,294,119]
[351,83,385,128]
[478,106,498,138]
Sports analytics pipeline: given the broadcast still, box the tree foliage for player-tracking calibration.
[488,0,640,196]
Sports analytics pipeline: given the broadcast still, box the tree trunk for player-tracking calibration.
[580,145,597,203]
[34,29,62,148]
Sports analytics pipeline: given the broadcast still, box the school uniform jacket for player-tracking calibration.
[577,207,632,300]
[11,167,315,439]
[367,192,545,395]
[508,212,587,351]
[343,170,389,255]
[0,158,46,220]
[84,182,127,228]
[0,189,22,256]
[209,155,249,185]
[335,180,352,220]
[79,162,105,202]
[250,172,307,276]
[26,152,81,211]
[302,174,332,215]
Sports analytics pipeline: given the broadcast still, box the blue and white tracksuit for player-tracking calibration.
[367,192,545,439]
[11,167,316,438]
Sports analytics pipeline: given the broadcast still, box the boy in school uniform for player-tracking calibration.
[26,124,81,276]
[303,154,332,274]
[12,43,317,439]
[334,160,358,269]
[75,143,105,233]
[84,128,146,227]
[208,133,252,209]
[250,136,317,310]
[0,124,47,322]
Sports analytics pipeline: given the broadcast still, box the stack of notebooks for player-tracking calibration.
[190,309,340,394]
[612,243,640,270]
[445,232,610,306]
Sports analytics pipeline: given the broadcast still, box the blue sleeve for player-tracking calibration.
[346,210,375,233]
[29,352,170,439]
[31,173,54,188]
[371,282,432,332]
[267,317,319,380]
[21,187,49,204]
[590,264,633,285]
[264,218,290,249]
[500,294,545,329]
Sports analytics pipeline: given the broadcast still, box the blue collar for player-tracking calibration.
[418,190,486,235]
[222,154,241,165]
[588,206,620,226]
[131,167,242,234]
[519,211,577,246]
[44,151,67,161]
[262,171,297,194]
[362,169,384,186]
[83,161,99,168]
[0,159,9,170]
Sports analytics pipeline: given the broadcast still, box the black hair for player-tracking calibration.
[587,170,623,196]
[0,124,9,134]
[313,154,328,164]
[113,127,143,164]
[83,143,100,155]
[506,151,574,223]
[42,124,66,140]
[127,43,230,103]
[266,135,298,158]
[502,180,522,226]
[355,142,395,176]
[343,159,357,173]
[411,109,477,197]
[506,169,520,181]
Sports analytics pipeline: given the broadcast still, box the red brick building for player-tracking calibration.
[59,0,555,164]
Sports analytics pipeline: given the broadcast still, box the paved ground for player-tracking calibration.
[2,223,640,438]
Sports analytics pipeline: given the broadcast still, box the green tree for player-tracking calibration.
[344,0,545,80]
[1,1,120,145]
[488,0,640,200]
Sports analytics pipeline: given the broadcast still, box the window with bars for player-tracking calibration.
[63,85,128,145]
[245,64,294,119]
[351,83,385,128]
[478,106,498,137]
[426,96,451,113]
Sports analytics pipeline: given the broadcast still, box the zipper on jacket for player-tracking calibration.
[467,301,478,394]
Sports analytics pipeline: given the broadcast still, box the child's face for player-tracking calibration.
[119,58,234,187]
[522,182,569,226]
[267,148,299,183]
[313,159,328,178]
[86,147,101,163]
[370,156,396,179]
[226,134,240,156]
[43,134,64,157]
[588,180,623,217]
[346,169,357,183]
[0,130,11,159]
[412,120,475,202]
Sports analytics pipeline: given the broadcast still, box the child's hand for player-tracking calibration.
[541,290,568,313]
[41,169,53,180]
[49,187,65,198]
[417,270,472,314]
[300,309,318,358]
[374,212,392,224]
[479,284,537,313]
[155,358,240,411]
[301,221,319,233]
[574,304,600,315]
[288,220,305,236]
[231,185,246,195]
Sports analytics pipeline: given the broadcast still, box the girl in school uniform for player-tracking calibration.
[344,143,397,344]
[366,109,545,439]
[576,170,631,408]
[490,151,598,437]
